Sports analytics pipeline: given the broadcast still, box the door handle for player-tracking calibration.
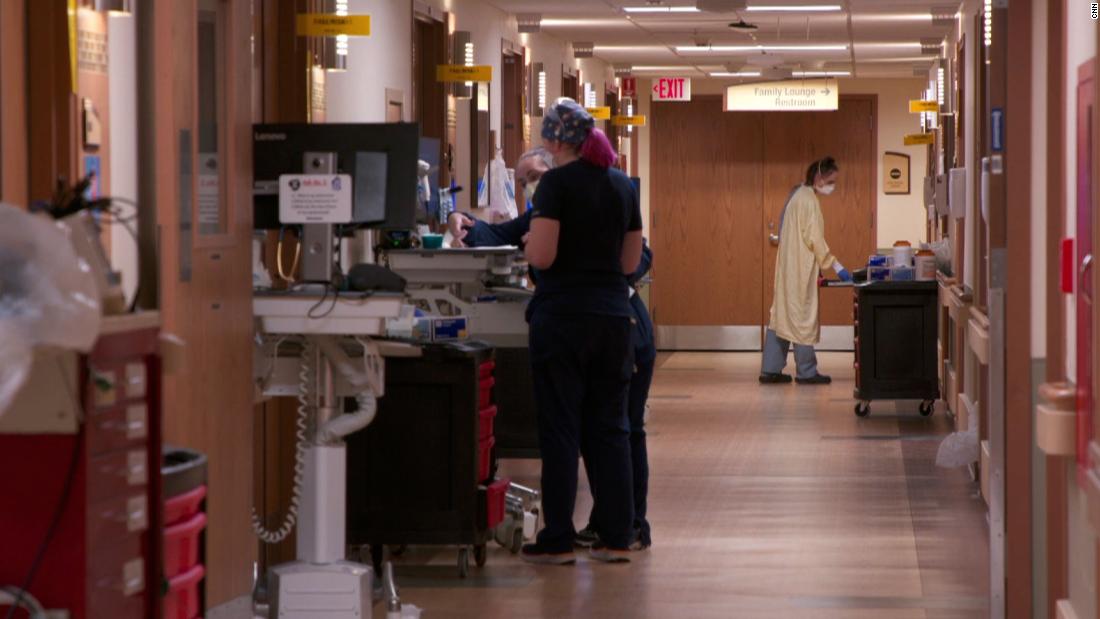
[769,233,780,246]
[1081,254,1093,277]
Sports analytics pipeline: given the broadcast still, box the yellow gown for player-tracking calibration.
[768,186,838,346]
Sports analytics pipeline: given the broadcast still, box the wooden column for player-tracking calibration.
[0,0,28,206]
[26,0,78,203]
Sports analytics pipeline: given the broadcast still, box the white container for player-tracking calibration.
[892,241,914,268]
[915,250,937,281]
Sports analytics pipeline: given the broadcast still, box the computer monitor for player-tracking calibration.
[252,123,420,230]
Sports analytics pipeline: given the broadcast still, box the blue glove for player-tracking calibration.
[837,268,852,282]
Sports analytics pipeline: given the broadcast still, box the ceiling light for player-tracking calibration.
[593,45,671,52]
[623,6,701,12]
[984,0,993,47]
[631,65,702,71]
[676,44,848,52]
[930,5,957,27]
[517,13,542,33]
[573,42,594,58]
[709,71,763,77]
[937,66,945,106]
[541,18,630,27]
[614,65,633,77]
[793,70,851,76]
[745,5,841,12]
[920,38,944,55]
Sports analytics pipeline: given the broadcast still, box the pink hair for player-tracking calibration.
[579,128,618,169]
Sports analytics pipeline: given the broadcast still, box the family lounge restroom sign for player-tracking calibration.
[724,79,839,112]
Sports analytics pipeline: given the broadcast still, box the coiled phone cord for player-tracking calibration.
[250,340,311,544]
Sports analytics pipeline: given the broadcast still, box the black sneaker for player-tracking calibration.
[589,542,631,563]
[520,543,576,565]
[574,526,600,548]
[628,537,651,551]
[759,372,793,384]
[795,374,832,385]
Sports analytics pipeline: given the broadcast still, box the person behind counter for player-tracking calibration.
[520,99,643,565]
[448,149,657,552]
[760,156,851,386]
[446,147,553,248]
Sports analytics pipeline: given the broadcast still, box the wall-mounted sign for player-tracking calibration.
[437,65,493,83]
[883,151,911,195]
[279,174,352,224]
[587,107,612,120]
[652,77,691,102]
[909,100,939,113]
[612,115,647,127]
[296,14,372,37]
[622,77,637,98]
[904,133,935,146]
[724,79,838,112]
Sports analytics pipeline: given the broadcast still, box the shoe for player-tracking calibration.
[574,526,600,548]
[628,537,651,551]
[759,372,793,384]
[520,543,576,565]
[589,542,631,563]
[796,374,832,385]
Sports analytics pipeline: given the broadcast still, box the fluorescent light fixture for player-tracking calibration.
[792,70,851,76]
[593,45,671,53]
[335,0,349,57]
[937,67,945,106]
[852,13,930,22]
[709,71,763,77]
[541,18,630,27]
[631,65,701,71]
[745,5,841,11]
[854,42,922,50]
[464,40,475,87]
[585,83,597,107]
[573,42,595,58]
[984,0,993,47]
[627,101,634,134]
[538,70,547,110]
[677,44,848,52]
[623,6,700,12]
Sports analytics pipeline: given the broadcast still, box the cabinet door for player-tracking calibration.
[1077,60,1095,479]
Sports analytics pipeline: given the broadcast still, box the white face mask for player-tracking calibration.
[524,180,540,202]
[817,183,836,196]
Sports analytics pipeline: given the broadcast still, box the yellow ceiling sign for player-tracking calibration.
[909,100,939,113]
[612,115,647,127]
[296,14,372,37]
[904,133,935,146]
[587,107,612,120]
[437,65,493,82]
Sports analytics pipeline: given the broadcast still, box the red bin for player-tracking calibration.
[163,564,205,619]
[164,511,207,579]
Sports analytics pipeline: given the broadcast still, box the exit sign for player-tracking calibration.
[652,77,691,102]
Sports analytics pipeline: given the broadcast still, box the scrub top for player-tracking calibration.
[768,185,838,346]
[528,160,642,319]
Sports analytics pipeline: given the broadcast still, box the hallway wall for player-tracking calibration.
[640,77,929,250]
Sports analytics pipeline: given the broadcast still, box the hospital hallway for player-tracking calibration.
[301,352,989,619]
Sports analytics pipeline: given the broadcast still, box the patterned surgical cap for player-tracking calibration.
[541,98,594,146]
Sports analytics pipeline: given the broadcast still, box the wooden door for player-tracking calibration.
[1078,60,1095,479]
[651,96,765,349]
[150,0,257,605]
[761,97,877,334]
[502,52,524,165]
[414,15,447,185]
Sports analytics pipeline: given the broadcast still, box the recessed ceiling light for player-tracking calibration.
[624,6,699,12]
[745,5,841,11]
[677,44,848,52]
[709,71,763,77]
[541,18,630,27]
[631,65,702,71]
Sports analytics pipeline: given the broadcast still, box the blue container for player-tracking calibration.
[867,254,888,268]
[891,266,915,281]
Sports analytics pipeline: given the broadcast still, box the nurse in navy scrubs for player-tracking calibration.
[449,148,657,551]
[519,99,643,565]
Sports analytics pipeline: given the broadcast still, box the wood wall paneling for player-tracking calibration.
[0,0,28,206]
[155,0,258,605]
[27,0,78,204]
[650,96,764,327]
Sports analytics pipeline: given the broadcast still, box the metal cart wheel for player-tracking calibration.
[919,400,935,417]
[510,528,523,554]
[474,543,488,567]
[854,401,871,417]
[458,547,471,578]
[388,544,408,557]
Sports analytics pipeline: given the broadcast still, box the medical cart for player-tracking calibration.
[851,281,940,417]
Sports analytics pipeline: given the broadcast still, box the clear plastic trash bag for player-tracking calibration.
[0,203,102,417]
[936,426,979,468]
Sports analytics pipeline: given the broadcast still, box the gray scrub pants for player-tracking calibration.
[761,329,819,379]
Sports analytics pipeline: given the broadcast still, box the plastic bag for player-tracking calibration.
[487,152,518,222]
[0,203,102,418]
[936,427,979,468]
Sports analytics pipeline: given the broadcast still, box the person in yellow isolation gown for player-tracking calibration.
[760,156,851,386]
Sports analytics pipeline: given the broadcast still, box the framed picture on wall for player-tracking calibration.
[884,151,911,195]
